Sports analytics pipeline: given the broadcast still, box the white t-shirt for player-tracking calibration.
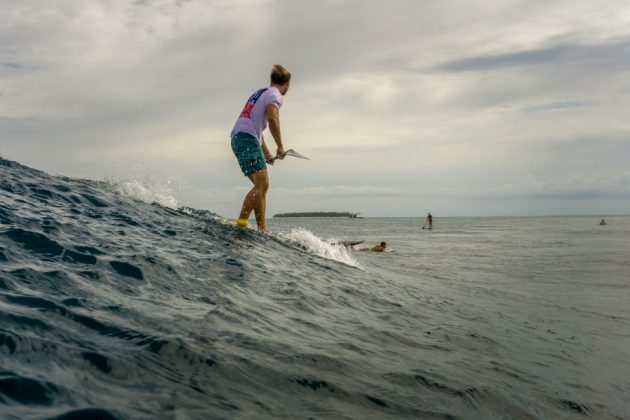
[231,86,283,144]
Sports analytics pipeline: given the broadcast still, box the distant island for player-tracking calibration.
[273,212,362,218]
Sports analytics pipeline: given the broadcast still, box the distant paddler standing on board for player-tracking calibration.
[230,65,291,232]
[423,212,433,230]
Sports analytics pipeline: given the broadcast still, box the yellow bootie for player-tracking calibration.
[227,219,249,228]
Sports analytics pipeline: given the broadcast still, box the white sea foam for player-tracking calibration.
[106,178,180,209]
[275,227,361,268]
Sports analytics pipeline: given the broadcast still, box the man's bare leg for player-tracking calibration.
[238,169,269,231]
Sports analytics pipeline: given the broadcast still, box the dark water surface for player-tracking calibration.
[1,158,629,419]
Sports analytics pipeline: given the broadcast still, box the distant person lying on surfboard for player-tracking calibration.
[370,242,387,252]
[229,64,291,232]
[357,242,387,252]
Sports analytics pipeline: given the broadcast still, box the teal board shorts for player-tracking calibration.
[231,132,266,176]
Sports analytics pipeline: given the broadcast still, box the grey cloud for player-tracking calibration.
[0,116,51,133]
[2,0,629,216]
[399,172,630,203]
[433,45,571,72]
[276,185,407,198]
[3,63,23,70]
[470,188,630,201]
[430,37,630,73]
[410,37,630,111]
[522,100,593,113]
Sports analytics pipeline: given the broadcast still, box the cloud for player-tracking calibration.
[198,171,630,203]
[275,185,408,198]
[433,46,571,72]
[430,37,630,73]
[2,62,23,70]
[522,100,593,113]
[2,0,630,216]
[463,173,630,200]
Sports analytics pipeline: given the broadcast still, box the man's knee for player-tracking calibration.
[259,181,269,193]
[255,175,269,192]
[253,179,269,194]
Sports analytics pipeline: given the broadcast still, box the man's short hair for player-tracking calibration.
[270,64,291,85]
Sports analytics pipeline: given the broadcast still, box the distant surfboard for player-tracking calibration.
[329,240,364,247]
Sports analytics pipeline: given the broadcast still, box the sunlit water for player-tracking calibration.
[1,158,628,419]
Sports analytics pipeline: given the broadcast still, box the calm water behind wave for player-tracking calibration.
[269,215,630,419]
[1,158,629,419]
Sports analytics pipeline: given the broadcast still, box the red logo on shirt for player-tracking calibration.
[238,88,268,120]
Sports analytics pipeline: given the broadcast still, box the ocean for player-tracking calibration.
[1,158,628,419]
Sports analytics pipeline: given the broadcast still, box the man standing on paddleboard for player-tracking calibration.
[230,64,291,232]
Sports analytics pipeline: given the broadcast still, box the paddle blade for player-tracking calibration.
[284,149,309,160]
[271,149,309,162]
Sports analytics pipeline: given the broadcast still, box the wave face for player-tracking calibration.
[0,159,395,419]
[2,158,628,419]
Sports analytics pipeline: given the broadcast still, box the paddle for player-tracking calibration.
[422,222,427,230]
[270,149,309,162]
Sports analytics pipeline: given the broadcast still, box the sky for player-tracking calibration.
[1,0,629,217]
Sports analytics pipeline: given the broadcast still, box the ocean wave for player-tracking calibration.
[0,158,377,418]
[1,158,625,419]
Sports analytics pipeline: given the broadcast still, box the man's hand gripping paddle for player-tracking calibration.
[270,149,309,163]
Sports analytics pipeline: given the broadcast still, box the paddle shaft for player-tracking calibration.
[269,152,286,163]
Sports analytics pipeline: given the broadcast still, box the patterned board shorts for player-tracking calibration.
[231,132,266,176]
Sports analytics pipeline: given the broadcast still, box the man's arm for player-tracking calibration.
[261,137,274,164]
[266,104,285,158]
